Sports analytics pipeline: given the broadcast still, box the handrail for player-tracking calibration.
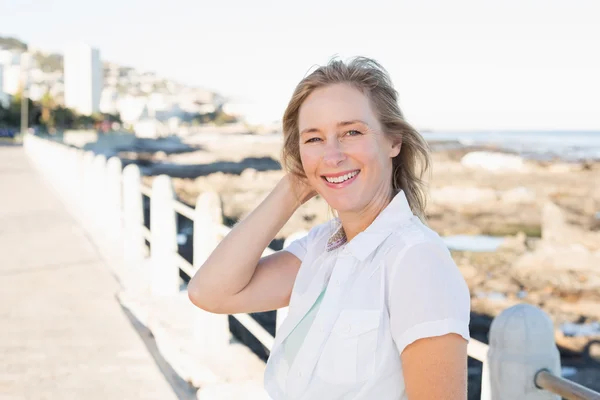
[467,339,489,362]
[231,313,275,350]
[172,199,195,220]
[140,184,152,197]
[142,226,151,242]
[535,369,600,400]
[216,224,231,237]
[175,253,195,278]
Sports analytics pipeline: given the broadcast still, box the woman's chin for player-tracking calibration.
[322,195,362,215]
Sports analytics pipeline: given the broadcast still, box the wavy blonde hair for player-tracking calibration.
[281,56,431,220]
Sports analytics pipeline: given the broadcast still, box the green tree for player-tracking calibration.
[52,106,75,128]
[40,91,56,130]
[73,114,95,129]
[0,93,37,128]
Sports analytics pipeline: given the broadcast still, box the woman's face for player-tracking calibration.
[298,83,401,213]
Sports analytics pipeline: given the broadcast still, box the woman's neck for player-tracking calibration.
[337,186,395,242]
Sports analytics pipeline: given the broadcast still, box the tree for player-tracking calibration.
[52,106,75,128]
[40,91,56,131]
[0,102,10,128]
[73,114,95,129]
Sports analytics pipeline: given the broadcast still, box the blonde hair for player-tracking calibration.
[281,56,431,220]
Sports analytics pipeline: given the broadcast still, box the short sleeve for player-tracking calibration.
[282,231,310,261]
[389,241,471,355]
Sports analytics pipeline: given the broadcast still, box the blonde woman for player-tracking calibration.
[188,57,471,399]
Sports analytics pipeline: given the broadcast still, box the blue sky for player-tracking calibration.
[1,0,599,130]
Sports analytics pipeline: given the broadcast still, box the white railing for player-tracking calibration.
[23,134,600,400]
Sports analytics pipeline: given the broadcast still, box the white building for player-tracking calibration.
[116,95,148,124]
[64,43,102,115]
[0,64,7,108]
[99,87,118,114]
[2,64,21,95]
[0,49,21,67]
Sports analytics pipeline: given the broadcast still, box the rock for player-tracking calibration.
[431,186,498,206]
[555,328,600,357]
[512,242,600,294]
[499,231,528,253]
[241,168,258,180]
[542,200,600,251]
[154,150,168,160]
[461,151,527,172]
[500,187,536,204]
[547,163,584,173]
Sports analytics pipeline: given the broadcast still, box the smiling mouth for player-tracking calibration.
[321,170,360,184]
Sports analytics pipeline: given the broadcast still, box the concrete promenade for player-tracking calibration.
[0,145,182,400]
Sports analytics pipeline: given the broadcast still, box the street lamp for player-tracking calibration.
[20,52,32,136]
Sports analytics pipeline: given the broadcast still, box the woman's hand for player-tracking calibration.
[284,173,317,207]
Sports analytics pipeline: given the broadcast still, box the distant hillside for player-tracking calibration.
[0,35,64,72]
[34,52,63,72]
[0,36,27,51]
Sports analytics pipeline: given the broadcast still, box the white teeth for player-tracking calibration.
[325,170,358,184]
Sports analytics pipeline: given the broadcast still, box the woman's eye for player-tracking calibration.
[346,130,363,136]
[306,137,322,143]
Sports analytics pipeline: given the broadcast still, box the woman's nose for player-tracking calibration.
[322,140,345,167]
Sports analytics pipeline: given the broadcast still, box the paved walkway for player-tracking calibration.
[0,145,181,400]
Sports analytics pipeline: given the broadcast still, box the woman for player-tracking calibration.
[188,57,471,399]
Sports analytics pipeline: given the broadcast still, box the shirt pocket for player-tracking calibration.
[315,309,381,386]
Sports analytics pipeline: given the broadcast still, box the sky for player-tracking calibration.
[1,0,599,130]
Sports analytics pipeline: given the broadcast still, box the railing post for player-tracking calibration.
[488,304,561,399]
[72,149,86,222]
[65,148,78,210]
[193,191,222,269]
[81,151,96,226]
[481,359,492,400]
[106,157,123,239]
[150,175,179,296]
[122,164,146,274]
[91,154,108,232]
[191,191,231,354]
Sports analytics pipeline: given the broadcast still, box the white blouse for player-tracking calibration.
[264,191,471,400]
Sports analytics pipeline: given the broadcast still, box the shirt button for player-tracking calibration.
[297,371,303,378]
[344,324,352,333]
[335,279,341,286]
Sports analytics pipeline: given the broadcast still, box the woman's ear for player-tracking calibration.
[390,139,402,158]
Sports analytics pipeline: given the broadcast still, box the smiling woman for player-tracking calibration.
[188,57,470,400]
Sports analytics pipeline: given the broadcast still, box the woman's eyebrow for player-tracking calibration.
[300,120,370,136]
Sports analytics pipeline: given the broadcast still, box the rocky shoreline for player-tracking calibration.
[91,132,600,392]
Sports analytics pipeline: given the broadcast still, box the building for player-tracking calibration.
[0,49,21,67]
[2,64,21,95]
[99,87,118,114]
[28,83,47,102]
[64,43,102,115]
[0,64,8,108]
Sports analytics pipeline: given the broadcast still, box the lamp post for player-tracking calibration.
[20,52,31,136]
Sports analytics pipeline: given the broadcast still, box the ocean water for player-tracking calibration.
[443,235,505,252]
[421,130,600,161]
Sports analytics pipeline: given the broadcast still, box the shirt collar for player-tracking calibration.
[325,190,414,261]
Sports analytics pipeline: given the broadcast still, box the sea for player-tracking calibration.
[192,129,600,162]
[421,130,600,162]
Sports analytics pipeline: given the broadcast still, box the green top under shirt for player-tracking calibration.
[283,287,327,366]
